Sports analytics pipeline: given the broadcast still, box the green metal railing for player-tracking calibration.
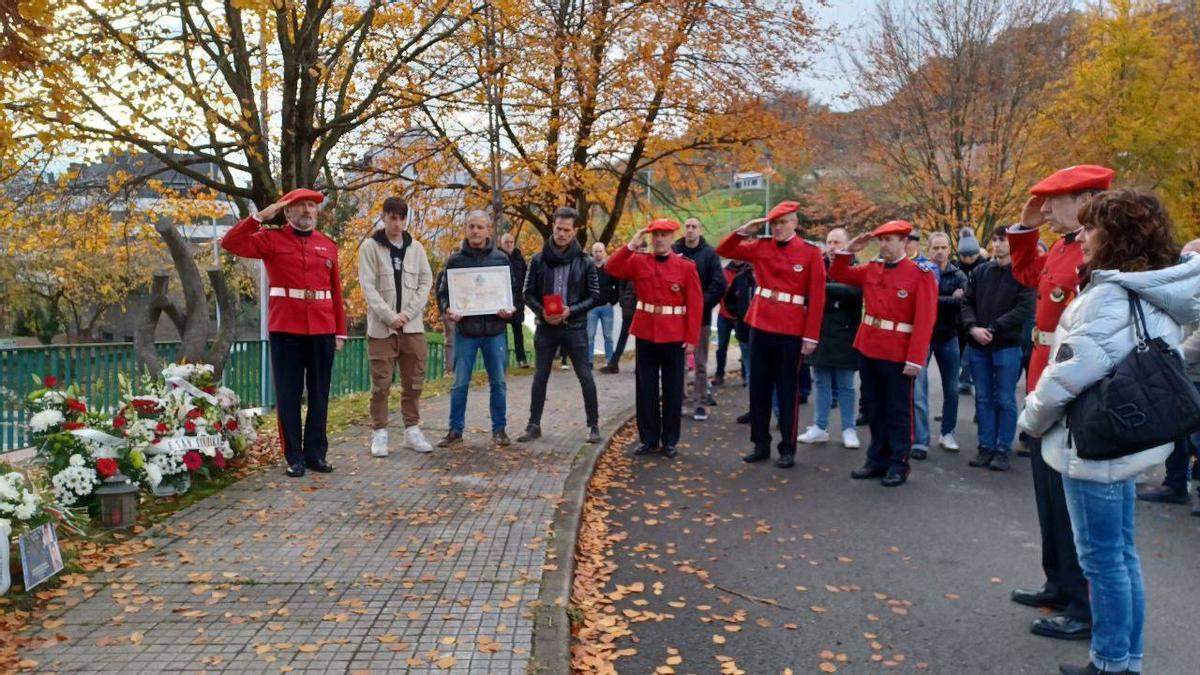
[1,333,514,452]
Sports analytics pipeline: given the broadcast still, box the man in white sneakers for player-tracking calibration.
[358,197,435,455]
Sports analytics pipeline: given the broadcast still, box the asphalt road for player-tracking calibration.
[592,363,1199,674]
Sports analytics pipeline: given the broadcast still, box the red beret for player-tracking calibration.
[871,220,914,238]
[279,188,325,205]
[766,201,800,222]
[647,218,681,233]
[1030,165,1114,197]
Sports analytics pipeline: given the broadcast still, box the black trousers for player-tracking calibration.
[509,317,527,364]
[859,355,913,475]
[529,325,599,427]
[635,339,684,448]
[749,329,804,457]
[610,308,635,364]
[1028,437,1091,621]
[269,332,335,467]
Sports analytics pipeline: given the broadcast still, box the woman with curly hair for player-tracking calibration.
[1018,189,1200,675]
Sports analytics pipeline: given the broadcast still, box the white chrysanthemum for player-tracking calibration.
[144,463,163,488]
[51,465,99,506]
[29,409,65,433]
[69,453,85,467]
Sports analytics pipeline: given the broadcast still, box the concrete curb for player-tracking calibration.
[529,402,638,675]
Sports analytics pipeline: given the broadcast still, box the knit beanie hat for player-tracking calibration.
[957,229,981,257]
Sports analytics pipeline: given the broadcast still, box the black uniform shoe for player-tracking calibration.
[881,470,907,487]
[855,414,868,426]
[851,465,887,480]
[989,453,1011,471]
[736,412,752,424]
[493,430,511,446]
[1136,485,1189,504]
[1031,615,1091,640]
[633,443,658,456]
[306,459,334,473]
[587,426,602,444]
[517,425,542,443]
[911,447,928,461]
[968,450,994,467]
[742,449,770,463]
[775,454,795,469]
[285,464,306,478]
[1011,587,1069,611]
[661,446,678,459]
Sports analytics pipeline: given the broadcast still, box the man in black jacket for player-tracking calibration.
[518,207,603,444]
[601,264,639,374]
[961,229,1035,471]
[435,211,515,447]
[673,217,727,420]
[498,232,530,368]
[913,232,969,458]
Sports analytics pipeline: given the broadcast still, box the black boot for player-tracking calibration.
[633,443,657,456]
[1136,485,1188,504]
[775,453,795,469]
[851,465,886,480]
[881,470,907,487]
[742,448,770,463]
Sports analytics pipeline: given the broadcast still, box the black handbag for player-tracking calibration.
[1066,290,1200,460]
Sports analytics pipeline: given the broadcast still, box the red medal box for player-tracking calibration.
[543,294,564,316]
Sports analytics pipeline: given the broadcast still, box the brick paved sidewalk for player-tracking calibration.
[24,368,635,673]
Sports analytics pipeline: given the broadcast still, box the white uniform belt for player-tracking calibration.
[1033,329,1054,346]
[863,314,913,333]
[754,287,806,305]
[270,287,331,301]
[636,301,686,315]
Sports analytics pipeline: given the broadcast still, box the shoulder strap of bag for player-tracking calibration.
[1126,289,1151,348]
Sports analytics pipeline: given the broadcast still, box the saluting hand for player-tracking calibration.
[627,228,649,251]
[845,232,873,254]
[737,217,768,236]
[255,197,292,222]
[1020,196,1047,229]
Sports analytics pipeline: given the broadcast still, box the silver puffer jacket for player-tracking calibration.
[1018,253,1200,483]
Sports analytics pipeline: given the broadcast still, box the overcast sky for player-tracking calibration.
[793,0,884,111]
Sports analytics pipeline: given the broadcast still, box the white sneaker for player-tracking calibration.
[939,433,960,452]
[797,425,830,444]
[842,428,861,449]
[405,426,434,453]
[370,429,389,457]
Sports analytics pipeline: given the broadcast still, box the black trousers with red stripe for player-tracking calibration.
[748,328,804,458]
[269,332,336,467]
[859,354,914,475]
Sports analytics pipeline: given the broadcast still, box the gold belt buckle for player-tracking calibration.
[303,289,315,300]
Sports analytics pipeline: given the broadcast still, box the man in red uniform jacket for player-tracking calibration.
[606,218,702,458]
[222,189,347,478]
[1006,164,1113,640]
[830,220,937,487]
[716,201,826,468]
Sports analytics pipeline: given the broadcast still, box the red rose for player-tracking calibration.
[212,421,223,432]
[43,375,58,388]
[112,415,127,429]
[187,408,203,419]
[202,386,217,394]
[96,457,118,478]
[156,421,169,434]
[184,420,197,434]
[213,453,227,470]
[225,419,239,432]
[63,421,85,430]
[182,451,202,471]
[66,399,87,413]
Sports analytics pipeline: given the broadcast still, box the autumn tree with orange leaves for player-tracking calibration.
[846,0,1071,243]
[412,0,818,243]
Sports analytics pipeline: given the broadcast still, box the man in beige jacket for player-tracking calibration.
[358,197,435,455]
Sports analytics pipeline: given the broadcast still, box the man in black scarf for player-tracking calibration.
[518,207,603,444]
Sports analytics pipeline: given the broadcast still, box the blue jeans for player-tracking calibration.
[586,305,615,362]
[1062,477,1144,674]
[813,367,856,431]
[448,331,507,433]
[968,346,1022,453]
[913,336,960,445]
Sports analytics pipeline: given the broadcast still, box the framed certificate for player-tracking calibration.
[446,265,514,316]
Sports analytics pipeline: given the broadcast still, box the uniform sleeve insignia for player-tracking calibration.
[1055,344,1074,362]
